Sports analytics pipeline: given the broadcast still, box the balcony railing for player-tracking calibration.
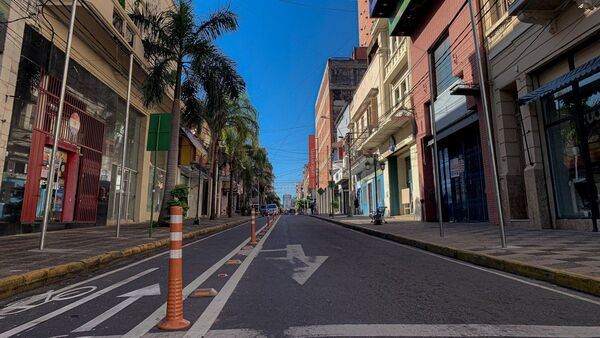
[384,40,408,81]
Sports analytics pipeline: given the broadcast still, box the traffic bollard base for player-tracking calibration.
[158,318,191,331]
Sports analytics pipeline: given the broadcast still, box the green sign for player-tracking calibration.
[147,113,172,151]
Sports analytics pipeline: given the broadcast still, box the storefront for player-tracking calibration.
[437,122,488,223]
[520,55,600,230]
[358,172,385,216]
[0,25,145,235]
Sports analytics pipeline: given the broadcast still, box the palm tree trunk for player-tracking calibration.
[158,59,183,224]
[228,159,235,218]
[209,137,219,220]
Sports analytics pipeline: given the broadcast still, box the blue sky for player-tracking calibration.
[195,0,359,198]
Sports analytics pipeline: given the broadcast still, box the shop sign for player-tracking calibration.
[450,157,464,178]
[69,113,81,138]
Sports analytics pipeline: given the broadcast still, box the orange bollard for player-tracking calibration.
[158,206,191,331]
[250,209,257,245]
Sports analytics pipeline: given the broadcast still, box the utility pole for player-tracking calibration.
[40,0,78,251]
[427,52,445,238]
[347,133,354,217]
[468,0,507,247]
[116,53,134,238]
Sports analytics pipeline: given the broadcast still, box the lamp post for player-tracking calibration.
[329,169,334,218]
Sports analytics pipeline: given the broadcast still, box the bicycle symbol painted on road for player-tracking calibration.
[0,286,97,317]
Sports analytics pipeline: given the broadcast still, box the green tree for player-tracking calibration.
[130,0,244,222]
[221,110,258,217]
[183,94,257,219]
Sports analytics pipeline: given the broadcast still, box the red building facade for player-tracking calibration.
[369,0,497,224]
[308,135,316,189]
[408,0,497,224]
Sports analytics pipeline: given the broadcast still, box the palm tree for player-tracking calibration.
[221,119,258,217]
[183,93,258,219]
[130,0,244,222]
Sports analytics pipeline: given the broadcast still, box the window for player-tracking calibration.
[125,26,134,46]
[113,8,135,47]
[486,0,509,29]
[544,72,600,219]
[393,85,401,107]
[432,35,458,96]
[390,37,398,53]
[112,11,124,34]
[0,1,9,53]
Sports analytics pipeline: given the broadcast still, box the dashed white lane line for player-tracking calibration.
[122,223,270,338]
[0,268,158,338]
[284,324,600,337]
[184,218,280,338]
[320,218,600,306]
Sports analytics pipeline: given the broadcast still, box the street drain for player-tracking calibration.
[191,288,218,297]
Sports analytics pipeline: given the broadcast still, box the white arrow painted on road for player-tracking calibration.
[266,245,328,285]
[72,284,161,333]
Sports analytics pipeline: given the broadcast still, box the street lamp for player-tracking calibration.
[329,169,334,218]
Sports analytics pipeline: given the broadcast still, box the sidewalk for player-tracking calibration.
[0,216,250,299]
[315,215,600,296]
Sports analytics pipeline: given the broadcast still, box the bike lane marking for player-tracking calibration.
[0,221,249,319]
[184,218,280,338]
[0,268,158,338]
[123,222,270,338]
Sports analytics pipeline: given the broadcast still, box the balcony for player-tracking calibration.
[369,0,399,18]
[384,39,408,83]
[350,55,381,122]
[359,102,413,151]
[388,0,432,36]
[507,0,571,24]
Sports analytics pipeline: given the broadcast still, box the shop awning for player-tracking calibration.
[518,55,600,105]
[180,127,207,156]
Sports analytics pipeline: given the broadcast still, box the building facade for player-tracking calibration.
[348,9,421,219]
[0,0,210,235]
[484,0,600,231]
[371,0,499,224]
[315,50,367,215]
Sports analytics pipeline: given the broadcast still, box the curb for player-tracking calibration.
[312,215,600,297]
[0,218,250,300]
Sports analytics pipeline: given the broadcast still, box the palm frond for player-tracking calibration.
[195,9,239,41]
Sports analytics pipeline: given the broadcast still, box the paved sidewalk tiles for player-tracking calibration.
[0,216,250,280]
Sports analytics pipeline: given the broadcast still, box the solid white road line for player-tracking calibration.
[0,268,158,338]
[72,297,141,333]
[321,219,600,306]
[284,324,600,337]
[204,329,266,338]
[72,284,161,333]
[184,218,280,338]
[122,223,269,338]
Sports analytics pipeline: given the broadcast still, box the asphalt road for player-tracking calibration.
[1,215,599,337]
